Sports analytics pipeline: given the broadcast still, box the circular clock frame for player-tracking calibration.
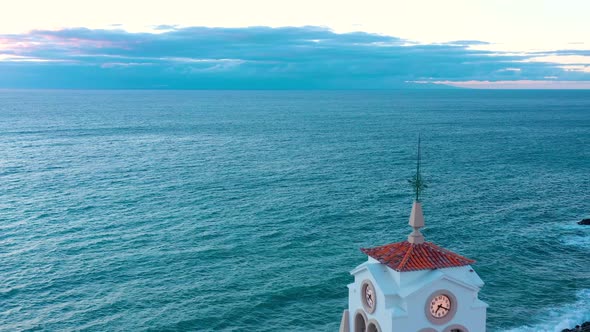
[361,280,377,314]
[424,290,458,325]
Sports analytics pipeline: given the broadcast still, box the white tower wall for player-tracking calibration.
[343,260,487,332]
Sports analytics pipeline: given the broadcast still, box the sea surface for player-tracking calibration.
[0,90,589,332]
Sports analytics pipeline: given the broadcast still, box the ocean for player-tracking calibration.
[0,90,588,331]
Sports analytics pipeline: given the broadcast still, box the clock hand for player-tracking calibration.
[435,304,442,313]
[440,305,449,311]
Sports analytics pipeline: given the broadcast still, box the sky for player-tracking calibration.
[1,0,590,89]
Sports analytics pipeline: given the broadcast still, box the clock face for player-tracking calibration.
[365,286,375,309]
[361,281,376,313]
[429,294,451,318]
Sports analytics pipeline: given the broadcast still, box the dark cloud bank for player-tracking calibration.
[0,26,587,89]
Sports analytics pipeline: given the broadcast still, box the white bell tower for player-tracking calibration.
[339,140,488,332]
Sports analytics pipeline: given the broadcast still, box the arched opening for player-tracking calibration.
[354,313,366,332]
[444,324,469,332]
[367,322,379,332]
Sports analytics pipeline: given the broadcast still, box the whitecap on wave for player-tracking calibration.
[555,220,589,247]
[560,222,590,249]
[502,289,590,332]
[561,234,590,248]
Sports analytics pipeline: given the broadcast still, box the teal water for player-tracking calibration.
[0,90,589,332]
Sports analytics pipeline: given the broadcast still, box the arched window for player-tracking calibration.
[367,322,380,332]
[354,312,366,332]
[444,324,469,332]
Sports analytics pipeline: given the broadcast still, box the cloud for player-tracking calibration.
[524,55,590,65]
[559,65,590,73]
[0,54,63,62]
[498,68,521,72]
[0,26,589,89]
[426,80,590,89]
[443,40,491,46]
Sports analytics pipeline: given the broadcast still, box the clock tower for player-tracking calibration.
[339,142,488,332]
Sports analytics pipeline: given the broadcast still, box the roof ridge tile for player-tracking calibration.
[360,240,475,272]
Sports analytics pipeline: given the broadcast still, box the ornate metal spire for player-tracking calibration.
[408,134,426,202]
[408,136,426,244]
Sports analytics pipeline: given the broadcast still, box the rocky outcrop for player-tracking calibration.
[561,321,590,332]
[578,218,590,225]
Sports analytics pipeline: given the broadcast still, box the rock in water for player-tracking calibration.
[561,321,590,332]
[578,218,590,225]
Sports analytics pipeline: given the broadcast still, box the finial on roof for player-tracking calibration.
[408,134,426,202]
[408,202,425,244]
[408,135,426,244]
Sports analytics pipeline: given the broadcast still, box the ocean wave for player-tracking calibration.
[562,234,590,248]
[502,289,590,332]
[560,223,590,249]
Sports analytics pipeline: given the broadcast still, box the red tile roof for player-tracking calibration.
[360,241,475,272]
